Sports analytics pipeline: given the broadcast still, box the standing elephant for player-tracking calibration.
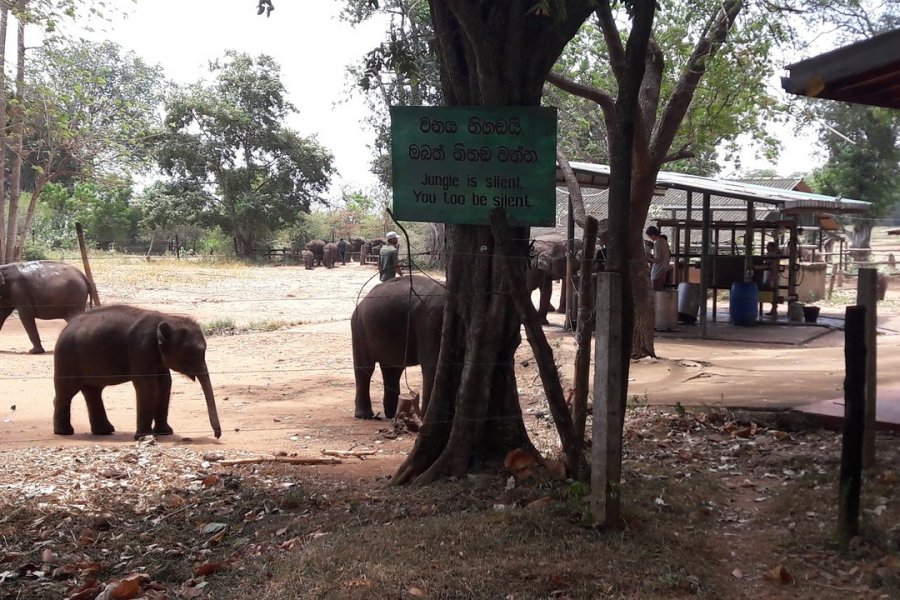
[301,249,315,270]
[305,239,326,267]
[349,237,366,257]
[361,239,386,265]
[52,305,222,440]
[351,275,446,419]
[0,260,91,354]
[526,234,580,324]
[323,242,339,268]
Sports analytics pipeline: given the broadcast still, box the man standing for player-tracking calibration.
[645,226,671,291]
[337,238,348,265]
[378,231,403,282]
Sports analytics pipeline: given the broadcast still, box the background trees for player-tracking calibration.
[152,51,335,257]
[811,104,900,249]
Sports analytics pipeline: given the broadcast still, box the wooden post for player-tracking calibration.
[857,268,878,466]
[175,234,180,260]
[592,271,623,526]
[75,222,101,307]
[838,305,866,542]
[573,216,598,443]
[565,196,576,331]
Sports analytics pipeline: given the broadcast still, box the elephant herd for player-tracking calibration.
[302,237,380,270]
[0,236,586,437]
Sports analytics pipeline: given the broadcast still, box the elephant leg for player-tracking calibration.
[18,310,45,354]
[83,385,115,435]
[53,378,80,435]
[557,279,567,314]
[380,365,403,419]
[353,358,377,419]
[0,306,13,331]
[538,277,553,324]
[152,373,174,435]
[133,378,159,439]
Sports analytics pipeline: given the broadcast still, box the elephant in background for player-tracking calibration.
[349,237,366,257]
[361,238,386,265]
[304,239,326,267]
[301,249,315,269]
[323,242,339,268]
[52,305,222,440]
[351,275,446,419]
[526,234,581,324]
[0,260,91,354]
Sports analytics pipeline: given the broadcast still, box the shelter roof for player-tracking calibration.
[781,28,900,109]
[555,162,870,216]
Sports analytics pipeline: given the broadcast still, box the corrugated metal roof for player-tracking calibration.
[558,161,870,214]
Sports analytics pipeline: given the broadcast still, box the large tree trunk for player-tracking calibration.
[3,0,23,264]
[0,1,9,263]
[393,1,594,485]
[628,167,663,358]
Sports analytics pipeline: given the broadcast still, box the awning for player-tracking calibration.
[781,29,900,109]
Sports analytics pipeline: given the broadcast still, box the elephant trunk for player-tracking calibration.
[198,370,222,439]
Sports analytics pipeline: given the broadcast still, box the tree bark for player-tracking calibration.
[0,1,9,263]
[4,0,24,264]
[392,1,595,485]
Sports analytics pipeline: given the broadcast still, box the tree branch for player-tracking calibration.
[662,143,695,164]
[651,0,744,164]
[546,71,616,120]
[594,3,626,80]
[556,148,586,228]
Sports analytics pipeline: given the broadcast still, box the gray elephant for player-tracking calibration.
[52,305,222,440]
[301,249,315,270]
[0,260,91,354]
[305,239,326,267]
[526,234,581,324]
[360,238,386,265]
[351,275,446,419]
[349,237,366,255]
[323,242,339,268]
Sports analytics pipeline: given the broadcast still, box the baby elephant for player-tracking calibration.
[53,305,222,440]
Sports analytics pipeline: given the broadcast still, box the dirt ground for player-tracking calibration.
[2,257,900,458]
[0,257,898,599]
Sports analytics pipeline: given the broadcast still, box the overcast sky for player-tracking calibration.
[84,0,387,197]
[74,0,823,193]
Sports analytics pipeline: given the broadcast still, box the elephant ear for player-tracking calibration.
[157,321,173,350]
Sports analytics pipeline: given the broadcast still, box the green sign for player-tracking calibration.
[390,106,557,226]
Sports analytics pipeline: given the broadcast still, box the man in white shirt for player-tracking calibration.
[645,226,671,291]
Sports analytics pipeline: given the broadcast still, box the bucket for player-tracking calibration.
[729,282,758,326]
[654,290,678,331]
[677,282,702,324]
[788,303,805,322]
[803,306,820,323]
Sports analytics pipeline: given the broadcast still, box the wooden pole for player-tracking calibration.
[573,216,598,443]
[565,196,576,331]
[592,271,623,526]
[838,305,866,542]
[75,222,101,307]
[857,268,878,466]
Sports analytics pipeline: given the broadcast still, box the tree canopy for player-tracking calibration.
[152,51,335,256]
[811,103,900,247]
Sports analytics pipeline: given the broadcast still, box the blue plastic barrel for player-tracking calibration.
[729,282,759,326]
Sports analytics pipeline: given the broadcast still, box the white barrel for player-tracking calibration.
[677,282,702,324]
[655,290,678,331]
